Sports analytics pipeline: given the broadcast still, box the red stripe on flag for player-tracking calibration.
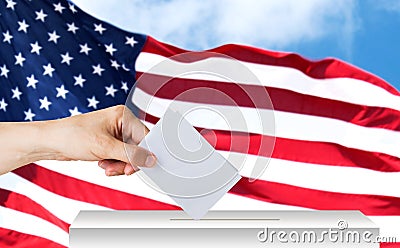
[380,243,400,248]
[141,111,400,172]
[231,178,400,216]
[0,228,66,248]
[12,164,179,211]
[135,72,400,131]
[210,130,400,172]
[142,36,400,96]
[11,155,399,216]
[0,188,69,232]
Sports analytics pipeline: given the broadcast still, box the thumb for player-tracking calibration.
[108,138,157,168]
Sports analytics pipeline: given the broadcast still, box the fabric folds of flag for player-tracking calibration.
[0,0,399,247]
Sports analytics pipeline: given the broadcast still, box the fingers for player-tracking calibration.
[99,141,156,177]
[99,160,125,176]
[107,139,157,168]
[98,159,139,176]
[124,163,137,175]
[125,142,157,167]
[122,107,149,144]
[98,106,156,177]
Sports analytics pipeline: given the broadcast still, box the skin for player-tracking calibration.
[0,105,156,176]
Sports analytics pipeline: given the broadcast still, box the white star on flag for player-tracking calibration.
[110,60,120,70]
[67,22,79,34]
[125,36,138,47]
[3,30,13,44]
[55,84,69,99]
[24,108,36,121]
[74,74,86,87]
[53,2,65,13]
[6,0,17,10]
[79,43,92,55]
[121,81,129,93]
[30,41,42,55]
[0,65,10,78]
[69,106,82,116]
[69,3,77,13]
[39,96,52,111]
[18,19,29,33]
[43,63,55,77]
[105,84,118,97]
[35,9,47,22]
[92,64,105,76]
[87,96,99,109]
[14,52,26,67]
[0,98,8,112]
[105,43,117,56]
[11,87,22,101]
[26,74,39,89]
[48,31,60,44]
[94,23,106,34]
[61,52,73,65]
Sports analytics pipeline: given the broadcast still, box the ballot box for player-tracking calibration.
[69,210,379,248]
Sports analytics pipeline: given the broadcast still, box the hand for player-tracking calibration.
[48,105,156,176]
[0,105,155,176]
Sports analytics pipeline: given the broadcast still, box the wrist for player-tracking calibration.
[0,116,80,174]
[24,121,59,163]
[0,120,63,171]
[25,119,70,163]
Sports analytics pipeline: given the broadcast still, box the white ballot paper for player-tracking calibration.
[138,108,242,219]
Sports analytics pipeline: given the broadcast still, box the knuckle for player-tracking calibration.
[112,105,126,117]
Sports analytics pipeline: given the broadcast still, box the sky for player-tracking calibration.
[72,0,400,91]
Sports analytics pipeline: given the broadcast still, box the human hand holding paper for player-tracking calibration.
[0,105,156,176]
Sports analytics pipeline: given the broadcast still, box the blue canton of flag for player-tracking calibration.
[0,0,146,121]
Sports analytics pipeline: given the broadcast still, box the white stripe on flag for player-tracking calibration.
[132,87,400,158]
[36,160,176,206]
[218,151,400,198]
[0,172,108,224]
[136,52,400,111]
[0,205,68,247]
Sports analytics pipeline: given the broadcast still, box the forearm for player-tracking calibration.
[0,121,62,175]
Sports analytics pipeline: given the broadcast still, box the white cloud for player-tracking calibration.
[375,0,400,12]
[72,0,358,51]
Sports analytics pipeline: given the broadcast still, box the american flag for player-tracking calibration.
[0,0,399,247]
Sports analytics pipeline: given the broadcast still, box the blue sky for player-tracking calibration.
[73,0,400,91]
